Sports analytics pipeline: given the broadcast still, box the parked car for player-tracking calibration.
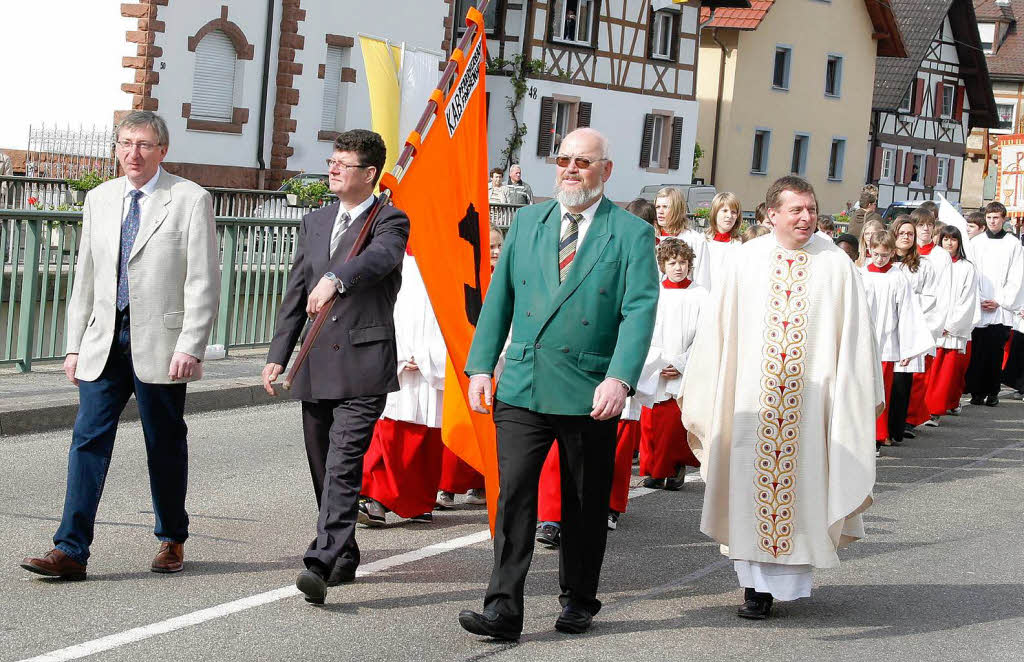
[638,184,717,214]
[881,198,962,222]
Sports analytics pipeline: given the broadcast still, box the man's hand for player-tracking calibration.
[169,352,199,381]
[306,276,338,318]
[262,363,284,396]
[63,353,79,386]
[591,378,628,421]
[403,358,419,372]
[468,374,493,414]
[660,365,680,378]
[899,358,911,367]
[981,299,999,312]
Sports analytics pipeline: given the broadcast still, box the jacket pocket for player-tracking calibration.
[155,231,183,241]
[505,341,527,361]
[349,325,393,345]
[592,260,620,271]
[163,311,184,329]
[578,351,611,373]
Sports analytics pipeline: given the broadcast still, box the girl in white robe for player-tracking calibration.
[653,187,711,288]
[703,192,743,288]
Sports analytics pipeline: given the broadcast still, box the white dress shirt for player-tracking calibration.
[122,166,162,223]
[558,195,602,247]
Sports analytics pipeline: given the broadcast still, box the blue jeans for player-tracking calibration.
[54,312,189,564]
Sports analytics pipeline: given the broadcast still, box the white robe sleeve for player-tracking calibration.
[997,241,1024,312]
[945,261,979,341]
[922,250,953,341]
[895,273,937,362]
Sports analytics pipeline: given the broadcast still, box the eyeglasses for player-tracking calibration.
[554,156,606,169]
[326,159,372,171]
[115,140,161,153]
[895,231,915,238]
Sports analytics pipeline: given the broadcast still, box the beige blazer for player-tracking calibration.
[65,170,220,384]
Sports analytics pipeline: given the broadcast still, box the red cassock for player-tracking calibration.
[639,399,698,479]
[925,344,972,416]
[438,446,484,493]
[362,418,444,518]
[876,361,896,441]
[905,354,934,426]
[537,420,642,521]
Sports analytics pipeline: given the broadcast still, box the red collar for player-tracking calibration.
[662,278,691,289]
[713,232,732,243]
[867,262,893,273]
[658,227,673,237]
[951,256,960,263]
[918,242,935,255]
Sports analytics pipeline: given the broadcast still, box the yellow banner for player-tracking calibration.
[359,36,403,183]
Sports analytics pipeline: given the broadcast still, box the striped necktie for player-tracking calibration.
[330,211,352,258]
[116,189,144,311]
[559,212,581,283]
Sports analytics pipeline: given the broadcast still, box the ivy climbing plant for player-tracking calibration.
[487,54,547,172]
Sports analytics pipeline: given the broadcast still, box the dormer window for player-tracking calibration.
[978,22,995,53]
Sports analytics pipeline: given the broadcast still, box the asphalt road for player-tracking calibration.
[1,396,1022,662]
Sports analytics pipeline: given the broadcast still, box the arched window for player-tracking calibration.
[190,30,237,122]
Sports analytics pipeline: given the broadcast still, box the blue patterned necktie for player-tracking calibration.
[117,190,144,311]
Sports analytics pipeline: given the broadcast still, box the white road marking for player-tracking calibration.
[20,483,691,662]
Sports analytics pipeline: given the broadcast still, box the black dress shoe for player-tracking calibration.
[296,567,327,605]
[458,609,521,641]
[536,523,561,548]
[554,604,593,634]
[970,395,985,406]
[737,587,773,620]
[985,394,999,407]
[327,560,356,587]
[642,477,665,489]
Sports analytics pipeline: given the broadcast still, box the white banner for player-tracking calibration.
[400,48,444,143]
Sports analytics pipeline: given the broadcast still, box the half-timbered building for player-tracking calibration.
[443,0,750,202]
[694,0,907,215]
[870,0,998,210]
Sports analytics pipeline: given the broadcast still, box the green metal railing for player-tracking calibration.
[0,209,301,372]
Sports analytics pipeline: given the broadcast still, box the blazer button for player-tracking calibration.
[332,344,340,351]
[561,347,570,353]
[599,288,606,294]
[534,343,542,349]
[526,311,532,317]
[582,320,589,326]
[331,316,338,322]
[522,280,526,284]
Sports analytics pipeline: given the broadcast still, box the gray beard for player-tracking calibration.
[555,181,602,208]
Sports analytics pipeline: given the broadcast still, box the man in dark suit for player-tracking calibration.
[262,129,409,605]
[458,128,659,639]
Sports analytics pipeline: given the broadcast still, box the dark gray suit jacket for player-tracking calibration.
[267,198,410,401]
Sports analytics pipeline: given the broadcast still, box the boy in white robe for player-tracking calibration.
[654,187,712,288]
[965,202,1024,405]
[680,177,885,620]
[359,253,447,525]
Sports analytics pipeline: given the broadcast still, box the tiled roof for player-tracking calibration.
[980,0,1024,78]
[698,0,775,29]
[975,0,1015,20]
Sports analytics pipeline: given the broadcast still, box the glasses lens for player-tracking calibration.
[574,158,593,169]
[555,156,570,167]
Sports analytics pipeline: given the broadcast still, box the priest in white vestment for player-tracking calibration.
[679,176,884,619]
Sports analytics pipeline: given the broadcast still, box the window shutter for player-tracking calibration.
[577,101,593,128]
[639,114,656,168]
[320,46,344,131]
[953,85,966,122]
[872,146,883,182]
[668,116,684,170]
[896,150,905,184]
[924,155,938,187]
[645,8,654,59]
[934,82,944,118]
[191,30,237,122]
[913,79,925,115]
[537,96,554,157]
[670,13,681,62]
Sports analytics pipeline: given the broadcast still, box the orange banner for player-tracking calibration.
[389,19,498,531]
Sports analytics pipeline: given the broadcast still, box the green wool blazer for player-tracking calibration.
[465,196,659,415]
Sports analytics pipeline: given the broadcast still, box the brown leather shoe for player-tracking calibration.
[21,549,87,580]
[151,541,184,573]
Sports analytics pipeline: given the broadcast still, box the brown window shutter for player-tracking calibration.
[537,96,554,157]
[645,8,654,59]
[872,146,883,182]
[925,155,938,186]
[934,82,944,118]
[639,114,656,168]
[668,117,684,170]
[670,13,681,62]
[954,85,966,122]
[913,79,925,115]
[577,102,592,128]
[896,149,905,184]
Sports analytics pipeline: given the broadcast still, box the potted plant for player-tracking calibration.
[66,171,107,204]
[690,205,711,230]
[282,177,330,207]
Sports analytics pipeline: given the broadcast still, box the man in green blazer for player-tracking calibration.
[458,128,658,639]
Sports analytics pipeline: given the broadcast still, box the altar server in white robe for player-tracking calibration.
[679,177,884,620]
[653,187,711,289]
[360,252,448,525]
[965,201,1024,406]
[703,192,743,285]
[860,232,935,449]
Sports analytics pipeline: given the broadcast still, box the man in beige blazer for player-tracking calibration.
[21,111,219,581]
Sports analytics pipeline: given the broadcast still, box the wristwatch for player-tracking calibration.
[324,272,345,294]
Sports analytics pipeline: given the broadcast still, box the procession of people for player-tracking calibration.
[18,114,1024,641]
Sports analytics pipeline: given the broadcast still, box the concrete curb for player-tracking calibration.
[0,379,281,437]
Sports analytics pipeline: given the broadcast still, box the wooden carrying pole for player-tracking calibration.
[283,0,489,390]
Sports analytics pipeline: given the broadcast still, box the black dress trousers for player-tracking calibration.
[484,399,619,624]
